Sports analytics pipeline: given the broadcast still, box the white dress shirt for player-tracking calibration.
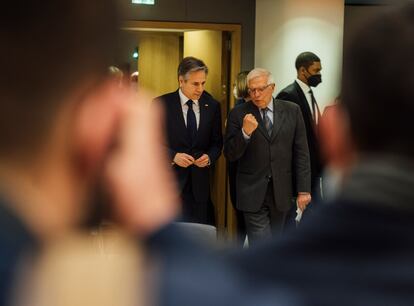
[261,98,274,125]
[295,78,319,124]
[179,89,200,129]
[295,79,312,110]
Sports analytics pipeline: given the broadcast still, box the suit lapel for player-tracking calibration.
[294,81,313,125]
[172,90,190,144]
[196,95,209,146]
[271,98,285,142]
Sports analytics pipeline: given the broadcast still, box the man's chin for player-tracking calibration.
[253,101,264,108]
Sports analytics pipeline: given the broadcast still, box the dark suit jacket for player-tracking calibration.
[228,98,247,208]
[277,81,323,190]
[224,98,311,212]
[156,90,223,203]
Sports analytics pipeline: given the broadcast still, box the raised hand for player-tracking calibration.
[242,113,258,136]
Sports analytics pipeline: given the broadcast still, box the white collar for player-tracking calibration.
[295,78,311,94]
[258,98,274,112]
[179,89,199,106]
[266,98,274,112]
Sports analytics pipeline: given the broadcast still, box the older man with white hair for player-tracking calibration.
[224,68,311,244]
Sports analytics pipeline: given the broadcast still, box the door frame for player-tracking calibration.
[123,21,241,240]
[122,20,241,106]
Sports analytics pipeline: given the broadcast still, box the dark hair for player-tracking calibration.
[295,52,321,70]
[342,3,414,157]
[0,1,120,158]
[177,57,208,79]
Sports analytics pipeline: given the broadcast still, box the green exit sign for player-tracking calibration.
[132,0,155,4]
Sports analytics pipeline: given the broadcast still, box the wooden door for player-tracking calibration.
[137,32,181,97]
[183,30,229,237]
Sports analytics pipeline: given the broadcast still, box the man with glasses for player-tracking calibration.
[224,68,311,244]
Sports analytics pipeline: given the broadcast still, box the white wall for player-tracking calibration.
[255,0,345,109]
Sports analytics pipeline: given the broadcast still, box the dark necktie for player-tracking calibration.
[186,100,197,145]
[309,89,321,126]
[261,107,273,136]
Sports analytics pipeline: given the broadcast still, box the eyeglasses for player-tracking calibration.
[248,83,273,95]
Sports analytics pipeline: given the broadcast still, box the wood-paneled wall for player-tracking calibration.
[137,32,181,97]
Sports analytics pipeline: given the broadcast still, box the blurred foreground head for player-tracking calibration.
[341,3,414,158]
[0,0,120,159]
[0,0,179,238]
[0,0,124,236]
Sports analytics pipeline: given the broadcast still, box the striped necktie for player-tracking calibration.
[261,107,272,136]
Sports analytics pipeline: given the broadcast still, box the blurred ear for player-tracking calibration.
[319,105,354,169]
[72,79,127,176]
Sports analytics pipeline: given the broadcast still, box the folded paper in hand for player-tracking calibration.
[295,204,303,223]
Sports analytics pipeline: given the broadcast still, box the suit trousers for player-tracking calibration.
[180,178,215,226]
[243,180,287,246]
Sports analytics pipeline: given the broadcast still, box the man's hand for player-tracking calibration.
[173,153,195,168]
[193,154,210,168]
[296,192,311,211]
[105,88,180,236]
[242,113,258,136]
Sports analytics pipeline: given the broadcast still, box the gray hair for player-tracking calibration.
[247,68,274,85]
[177,56,209,80]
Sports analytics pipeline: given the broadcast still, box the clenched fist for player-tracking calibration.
[242,113,258,136]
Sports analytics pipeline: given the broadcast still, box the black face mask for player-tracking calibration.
[307,73,322,87]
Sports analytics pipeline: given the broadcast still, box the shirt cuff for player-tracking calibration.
[242,128,251,140]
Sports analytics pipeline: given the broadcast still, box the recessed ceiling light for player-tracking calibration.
[131,0,155,5]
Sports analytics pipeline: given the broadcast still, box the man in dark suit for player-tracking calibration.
[147,5,414,305]
[276,52,323,205]
[110,4,414,305]
[224,68,311,244]
[156,57,223,225]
